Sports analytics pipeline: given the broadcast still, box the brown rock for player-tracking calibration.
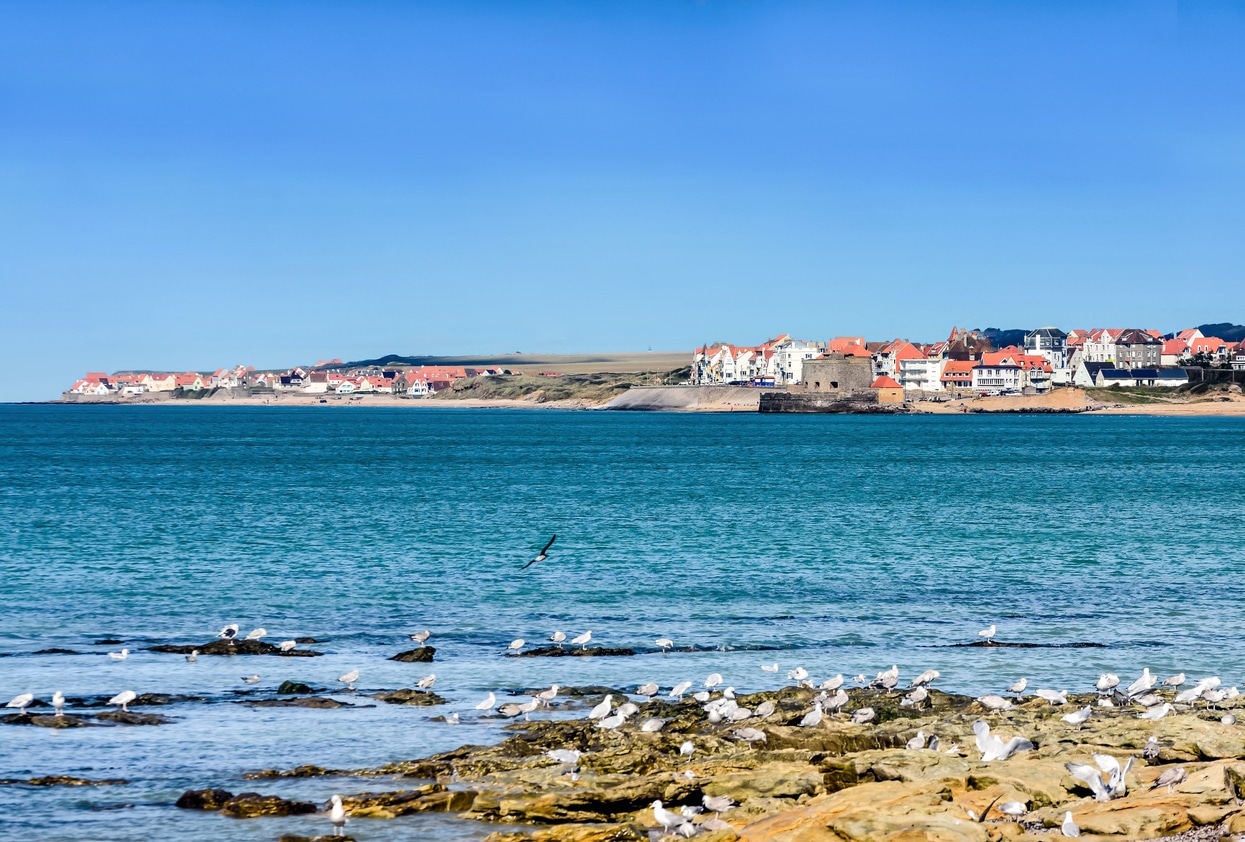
[0,775,127,786]
[175,788,235,810]
[389,647,436,662]
[219,791,317,818]
[340,783,476,817]
[371,688,447,706]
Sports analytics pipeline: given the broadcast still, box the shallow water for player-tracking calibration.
[1,405,1243,839]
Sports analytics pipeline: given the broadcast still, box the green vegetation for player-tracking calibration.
[1084,386,1178,404]
[434,369,689,404]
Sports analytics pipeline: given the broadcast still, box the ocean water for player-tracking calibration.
[1,405,1243,840]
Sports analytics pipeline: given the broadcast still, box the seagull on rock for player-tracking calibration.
[1162,672,1186,688]
[705,673,723,689]
[417,674,437,690]
[218,624,238,644]
[522,535,556,570]
[328,794,347,837]
[571,631,592,650]
[507,639,525,654]
[910,669,939,688]
[279,640,296,652]
[651,801,682,834]
[821,674,844,691]
[655,638,673,652]
[798,702,823,728]
[109,690,137,712]
[1062,706,1093,728]
[1009,678,1027,696]
[588,695,614,720]
[850,707,875,724]
[409,629,432,647]
[6,693,34,715]
[669,681,692,700]
[1062,811,1080,837]
[52,691,64,717]
[246,628,267,642]
[636,683,659,698]
[548,631,566,648]
[337,670,359,691]
[973,721,1034,762]
[1139,703,1173,721]
[978,624,996,643]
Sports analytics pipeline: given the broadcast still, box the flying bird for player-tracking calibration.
[522,535,557,569]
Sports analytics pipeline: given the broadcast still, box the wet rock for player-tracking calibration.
[294,637,319,644]
[219,791,317,818]
[951,640,1106,648]
[277,680,321,694]
[244,764,350,780]
[132,693,205,706]
[278,836,356,842]
[3,713,95,728]
[482,825,650,842]
[510,647,636,658]
[389,647,436,663]
[94,639,124,645]
[0,775,127,786]
[146,639,322,657]
[250,696,354,709]
[94,711,172,725]
[372,688,447,706]
[176,788,235,809]
[339,782,476,817]
[34,648,80,655]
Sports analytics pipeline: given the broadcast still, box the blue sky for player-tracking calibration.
[2,0,1243,400]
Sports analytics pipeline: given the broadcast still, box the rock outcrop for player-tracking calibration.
[146,640,321,656]
[389,647,436,662]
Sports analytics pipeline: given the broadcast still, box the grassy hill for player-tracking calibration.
[434,369,689,404]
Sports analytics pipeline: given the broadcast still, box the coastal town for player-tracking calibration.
[63,325,1245,405]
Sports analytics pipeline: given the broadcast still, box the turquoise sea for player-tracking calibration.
[1,405,1243,840]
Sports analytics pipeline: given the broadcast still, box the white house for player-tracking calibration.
[971,363,1022,394]
[896,357,946,392]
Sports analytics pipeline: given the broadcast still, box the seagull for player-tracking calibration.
[976,694,1013,711]
[651,800,682,834]
[679,740,695,755]
[570,631,592,650]
[6,693,34,715]
[596,711,627,730]
[999,801,1027,819]
[536,684,559,705]
[476,692,496,711]
[1062,811,1080,837]
[733,727,766,745]
[1133,692,1163,707]
[1126,668,1155,699]
[636,683,659,698]
[1096,673,1120,693]
[910,669,939,688]
[617,701,639,717]
[825,689,849,711]
[445,712,460,725]
[588,695,614,720]
[788,666,809,683]
[850,707,875,724]
[1223,714,1237,725]
[108,648,129,660]
[973,721,1034,762]
[693,691,711,703]
[1139,703,1173,720]
[906,730,927,750]
[703,794,734,818]
[1036,688,1068,705]
[548,631,566,648]
[337,669,359,691]
[1065,762,1111,802]
[245,628,267,641]
[1163,672,1186,688]
[669,681,692,700]
[1009,678,1027,696]
[798,702,823,728]
[641,717,665,732]
[242,674,260,684]
[218,624,239,643]
[409,629,431,647]
[507,639,525,653]
[705,673,723,689]
[417,674,437,690]
[1063,706,1093,728]
[655,638,673,652]
[902,687,928,707]
[522,535,556,569]
[754,700,776,718]
[546,748,582,766]
[52,691,64,717]
[279,640,297,652]
[978,624,996,643]
[328,794,347,837]
[1093,753,1133,797]
[498,703,524,718]
[1143,736,1161,760]
[109,690,137,712]
[186,650,198,662]
[821,674,844,691]
[761,663,779,673]
[927,735,941,751]
[1151,766,1187,791]
[517,698,541,720]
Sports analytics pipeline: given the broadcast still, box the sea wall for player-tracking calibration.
[603,385,770,411]
[758,391,907,413]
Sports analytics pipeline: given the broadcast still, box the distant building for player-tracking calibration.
[972,362,1022,395]
[870,375,905,403]
[1113,329,1162,369]
[897,356,946,392]
[940,360,975,390]
[801,355,873,394]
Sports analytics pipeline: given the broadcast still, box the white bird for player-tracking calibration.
[410,629,432,647]
[571,631,592,649]
[825,689,849,711]
[655,638,673,652]
[636,683,659,698]
[1151,766,1187,791]
[1065,761,1110,802]
[536,684,559,706]
[338,669,359,691]
[910,669,939,688]
[1009,678,1027,695]
[1098,697,1115,707]
[328,794,347,837]
[109,690,137,712]
[705,673,723,689]
[1094,753,1133,797]
[703,794,734,817]
[1133,692,1163,707]
[1036,688,1068,705]
[1062,811,1080,837]
[1175,685,1206,704]
[218,623,239,642]
[1096,673,1119,693]
[596,711,627,730]
[973,721,1034,762]
[1223,714,1237,725]
[753,700,775,718]
[52,691,64,717]
[906,730,927,750]
[761,663,779,673]
[1143,736,1161,760]
[669,681,692,700]
[1139,703,1173,720]
[976,694,1013,711]
[445,712,459,725]
[589,694,614,720]
[507,638,525,653]
[186,650,198,662]
[820,674,844,691]
[1126,668,1155,698]
[733,727,766,745]
[641,717,665,732]
[417,674,436,690]
[6,693,34,715]
[1062,706,1093,728]
[902,687,928,707]
[242,674,260,684]
[999,801,1027,818]
[497,703,523,718]
[279,640,297,652]
[476,692,496,711]
[850,707,875,724]
[546,748,582,766]
[692,691,711,703]
[788,666,809,682]
[798,702,823,728]
[517,698,541,720]
[978,624,996,643]
[679,740,695,756]
[1203,688,1229,708]
[1163,672,1186,688]
[652,800,682,833]
[245,628,267,641]
[617,701,639,718]
[108,649,129,660]
[548,631,566,648]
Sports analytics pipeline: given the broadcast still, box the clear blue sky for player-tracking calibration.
[2,1,1242,400]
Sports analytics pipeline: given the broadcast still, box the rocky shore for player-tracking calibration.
[182,683,1245,841]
